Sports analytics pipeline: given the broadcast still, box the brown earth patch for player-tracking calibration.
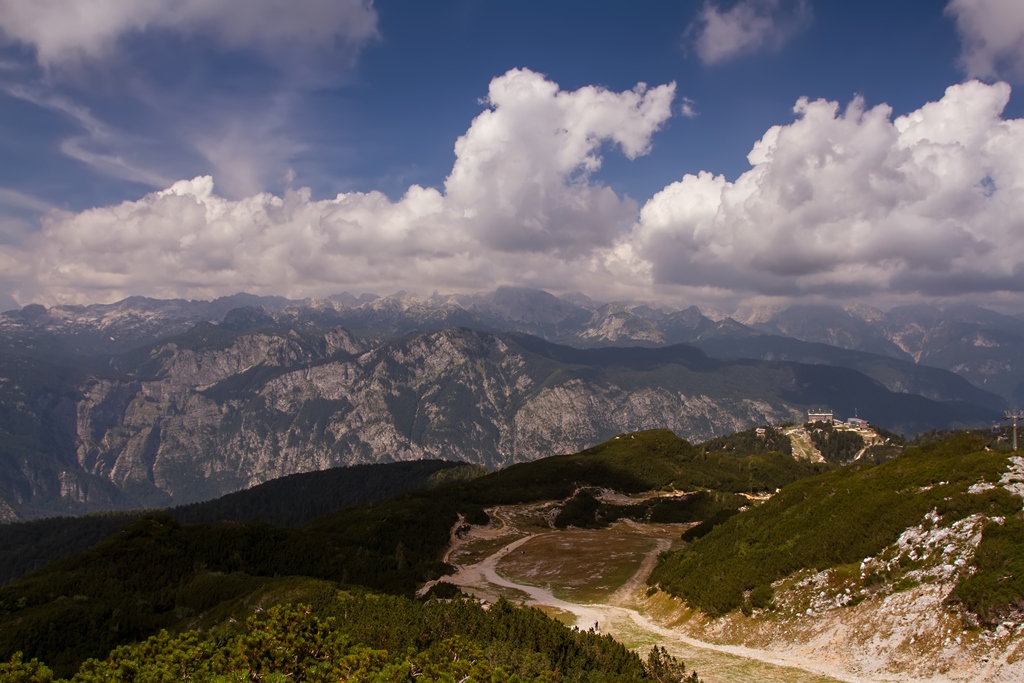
[496,529,656,603]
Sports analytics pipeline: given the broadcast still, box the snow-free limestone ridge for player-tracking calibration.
[0,314,998,519]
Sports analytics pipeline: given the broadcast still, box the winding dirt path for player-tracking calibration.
[437,512,859,683]
[608,535,669,608]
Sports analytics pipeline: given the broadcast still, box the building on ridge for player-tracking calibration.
[807,409,833,424]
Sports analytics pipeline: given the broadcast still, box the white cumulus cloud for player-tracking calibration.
[445,69,674,257]
[633,80,1024,303]
[687,0,811,65]
[947,0,1024,81]
[2,69,675,305]
[0,0,378,66]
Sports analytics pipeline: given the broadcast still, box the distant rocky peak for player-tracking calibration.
[732,304,785,326]
[220,306,277,332]
[559,291,600,310]
[696,305,730,322]
[210,292,299,314]
[673,305,706,325]
[365,292,426,311]
[323,327,363,356]
[478,286,589,324]
[12,303,49,321]
[842,303,886,323]
[326,292,380,308]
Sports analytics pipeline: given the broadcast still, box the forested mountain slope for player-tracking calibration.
[2,588,672,682]
[0,429,812,675]
[640,434,1024,680]
[4,429,1024,682]
[650,434,1021,616]
[0,459,480,586]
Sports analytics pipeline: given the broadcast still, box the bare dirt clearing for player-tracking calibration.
[436,506,851,683]
[496,528,655,602]
[432,500,1024,683]
[784,428,822,462]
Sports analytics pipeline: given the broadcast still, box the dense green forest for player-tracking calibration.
[697,426,793,457]
[806,422,865,463]
[1,584,698,681]
[0,460,483,586]
[649,434,1023,618]
[553,489,747,530]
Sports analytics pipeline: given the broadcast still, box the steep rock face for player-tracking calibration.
[72,330,358,507]
[0,323,1001,519]
[752,305,913,360]
[576,308,665,344]
[21,327,801,511]
[155,331,337,386]
[747,304,1024,404]
[0,351,141,518]
[0,494,15,523]
[512,383,796,460]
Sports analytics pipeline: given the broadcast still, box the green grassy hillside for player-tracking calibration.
[649,434,1023,617]
[471,429,824,501]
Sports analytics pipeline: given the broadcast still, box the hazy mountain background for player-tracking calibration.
[0,287,1016,520]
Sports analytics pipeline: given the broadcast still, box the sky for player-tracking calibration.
[1,0,1024,313]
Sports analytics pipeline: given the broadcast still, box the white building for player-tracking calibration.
[807,410,833,424]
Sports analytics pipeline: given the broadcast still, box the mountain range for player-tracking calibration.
[5,288,1023,400]
[0,288,1018,519]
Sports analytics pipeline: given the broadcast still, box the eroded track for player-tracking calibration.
[429,505,852,683]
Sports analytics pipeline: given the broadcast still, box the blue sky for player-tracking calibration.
[1,0,1023,311]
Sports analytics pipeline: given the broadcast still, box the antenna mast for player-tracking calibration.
[1004,410,1024,451]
